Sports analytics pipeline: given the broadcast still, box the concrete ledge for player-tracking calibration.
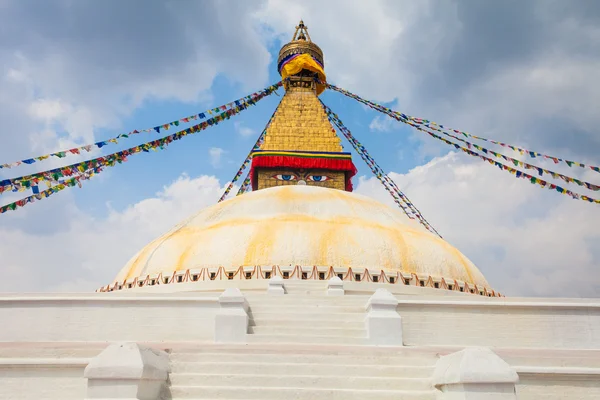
[0,358,90,367]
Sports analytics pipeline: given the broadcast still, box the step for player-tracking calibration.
[250,318,364,329]
[250,312,365,322]
[246,298,368,307]
[168,386,437,400]
[170,361,434,378]
[169,352,437,366]
[246,334,366,345]
[249,326,365,337]
[169,373,432,390]
[248,305,364,313]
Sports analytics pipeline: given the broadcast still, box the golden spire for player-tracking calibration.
[249,21,355,193]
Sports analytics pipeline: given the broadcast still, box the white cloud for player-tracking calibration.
[1,153,598,298]
[234,121,257,137]
[0,174,230,293]
[209,147,225,168]
[355,152,600,298]
[368,116,394,133]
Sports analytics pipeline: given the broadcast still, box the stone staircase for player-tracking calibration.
[166,345,438,399]
[165,281,438,399]
[246,282,369,345]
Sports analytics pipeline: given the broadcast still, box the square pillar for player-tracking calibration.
[84,342,169,400]
[327,276,345,296]
[433,347,519,399]
[267,276,286,295]
[215,288,249,343]
[365,288,403,346]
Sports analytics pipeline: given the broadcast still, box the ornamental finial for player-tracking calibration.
[292,19,312,42]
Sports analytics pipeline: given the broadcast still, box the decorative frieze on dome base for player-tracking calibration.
[97,265,502,297]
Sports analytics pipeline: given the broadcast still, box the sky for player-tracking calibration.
[0,0,599,297]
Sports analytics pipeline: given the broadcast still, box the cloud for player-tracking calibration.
[256,0,600,160]
[209,147,225,168]
[0,0,271,171]
[3,152,597,298]
[0,174,229,293]
[234,121,257,137]
[355,152,600,298]
[368,116,394,133]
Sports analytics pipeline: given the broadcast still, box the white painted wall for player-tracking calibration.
[0,293,219,342]
[397,298,600,349]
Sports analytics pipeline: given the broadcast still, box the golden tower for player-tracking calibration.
[250,21,357,191]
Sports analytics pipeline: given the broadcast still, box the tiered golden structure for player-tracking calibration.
[250,21,356,192]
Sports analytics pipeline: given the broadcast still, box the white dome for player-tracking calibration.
[112,185,490,290]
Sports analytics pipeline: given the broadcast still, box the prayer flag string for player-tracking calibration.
[327,83,600,205]
[0,82,282,170]
[0,84,280,214]
[320,99,442,237]
[236,172,252,196]
[326,83,600,174]
[218,102,281,202]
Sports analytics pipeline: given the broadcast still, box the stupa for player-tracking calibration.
[1,20,598,400]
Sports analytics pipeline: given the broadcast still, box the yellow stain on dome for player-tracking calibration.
[113,186,491,289]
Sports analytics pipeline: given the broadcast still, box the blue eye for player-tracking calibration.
[273,174,297,181]
[307,175,331,182]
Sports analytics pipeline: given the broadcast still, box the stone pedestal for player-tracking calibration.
[267,276,286,295]
[365,288,403,346]
[327,276,345,296]
[215,288,249,343]
[433,347,519,399]
[84,342,169,400]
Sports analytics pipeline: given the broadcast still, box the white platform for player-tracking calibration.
[1,279,599,399]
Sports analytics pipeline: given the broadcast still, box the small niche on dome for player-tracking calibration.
[372,276,379,283]
[480,291,484,296]
[403,279,410,285]
[150,279,156,286]
[459,286,464,292]
[245,272,252,279]
[301,272,308,280]
[191,275,199,282]
[283,272,290,279]
[127,283,133,289]
[419,281,425,287]
[265,271,272,279]
[138,282,143,287]
[210,272,216,280]
[389,277,396,284]
[434,282,439,289]
[163,278,169,284]
[318,272,325,280]
[176,276,183,283]
[354,274,361,282]
[448,285,454,290]
[337,273,343,279]
[470,289,475,294]
[227,272,234,280]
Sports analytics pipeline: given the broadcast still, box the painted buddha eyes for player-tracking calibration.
[273,174,297,181]
[272,174,332,182]
[307,175,331,182]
